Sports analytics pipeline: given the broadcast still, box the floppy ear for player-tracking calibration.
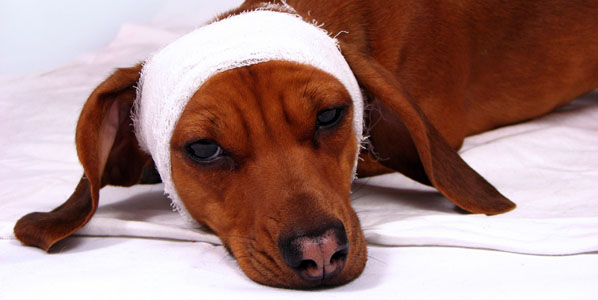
[14,65,161,251]
[341,43,516,215]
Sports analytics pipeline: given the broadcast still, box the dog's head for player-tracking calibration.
[14,18,515,291]
[169,61,366,287]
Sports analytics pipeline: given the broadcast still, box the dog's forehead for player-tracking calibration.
[192,61,350,106]
[176,61,353,142]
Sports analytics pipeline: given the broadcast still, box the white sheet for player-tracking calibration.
[1,1,597,298]
[3,238,597,299]
[354,92,598,255]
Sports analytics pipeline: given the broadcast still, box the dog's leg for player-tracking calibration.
[14,65,157,251]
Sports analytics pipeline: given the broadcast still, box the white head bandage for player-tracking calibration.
[134,10,364,222]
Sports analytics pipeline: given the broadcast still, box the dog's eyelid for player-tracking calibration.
[315,105,347,129]
[185,139,225,163]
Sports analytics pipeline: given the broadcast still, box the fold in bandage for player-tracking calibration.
[134,10,364,223]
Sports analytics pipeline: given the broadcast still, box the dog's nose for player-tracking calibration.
[279,224,349,282]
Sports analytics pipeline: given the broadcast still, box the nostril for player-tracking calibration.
[324,243,348,280]
[298,259,317,271]
[330,244,349,264]
[296,259,322,280]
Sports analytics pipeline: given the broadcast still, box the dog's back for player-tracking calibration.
[274,0,598,141]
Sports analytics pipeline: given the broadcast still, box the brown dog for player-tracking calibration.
[14,0,597,289]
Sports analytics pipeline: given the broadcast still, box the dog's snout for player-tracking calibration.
[279,224,349,282]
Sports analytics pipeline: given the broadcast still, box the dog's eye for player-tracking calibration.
[316,107,344,128]
[186,140,223,162]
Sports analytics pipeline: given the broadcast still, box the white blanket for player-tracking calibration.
[1,1,597,259]
[355,93,598,255]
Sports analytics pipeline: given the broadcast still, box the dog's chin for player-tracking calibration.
[229,233,367,289]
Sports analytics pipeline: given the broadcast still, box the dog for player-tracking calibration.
[14,0,597,289]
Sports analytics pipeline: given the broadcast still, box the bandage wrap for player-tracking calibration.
[134,11,364,223]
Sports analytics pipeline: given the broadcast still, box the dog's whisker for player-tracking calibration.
[253,248,283,271]
[366,254,387,265]
[252,250,282,274]
[247,250,285,286]
[245,240,288,275]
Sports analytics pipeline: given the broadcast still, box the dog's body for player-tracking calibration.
[15,0,597,289]
[258,0,598,179]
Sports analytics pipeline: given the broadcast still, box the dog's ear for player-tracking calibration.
[14,65,160,251]
[341,43,516,215]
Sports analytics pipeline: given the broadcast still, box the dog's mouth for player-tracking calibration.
[226,217,367,289]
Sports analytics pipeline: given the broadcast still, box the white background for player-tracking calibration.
[0,0,244,76]
[0,0,172,75]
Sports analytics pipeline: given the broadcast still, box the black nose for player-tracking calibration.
[279,222,349,282]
